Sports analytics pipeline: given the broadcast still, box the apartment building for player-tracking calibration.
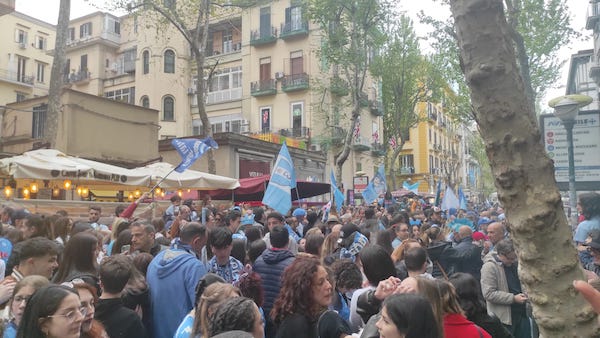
[0,10,54,106]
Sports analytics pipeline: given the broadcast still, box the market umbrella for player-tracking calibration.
[136,162,240,190]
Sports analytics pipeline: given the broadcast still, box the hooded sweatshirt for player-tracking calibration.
[146,244,207,338]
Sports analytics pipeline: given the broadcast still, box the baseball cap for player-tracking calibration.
[472,231,489,241]
[477,217,493,226]
[292,208,306,218]
[327,215,339,224]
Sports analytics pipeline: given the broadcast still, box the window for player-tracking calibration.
[206,66,242,104]
[285,4,303,31]
[36,36,46,50]
[16,92,26,102]
[290,50,303,75]
[15,29,27,45]
[68,27,75,41]
[123,48,137,73]
[429,155,434,174]
[291,102,303,130]
[356,162,362,172]
[164,49,175,73]
[163,96,175,121]
[108,18,120,35]
[105,87,135,104]
[17,56,27,83]
[141,96,150,108]
[400,155,414,173]
[260,107,271,132]
[142,50,150,74]
[81,54,88,71]
[259,57,271,81]
[80,22,92,38]
[32,104,47,139]
[259,7,271,38]
[222,29,233,53]
[36,62,45,83]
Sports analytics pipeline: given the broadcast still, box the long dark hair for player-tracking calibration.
[579,192,600,220]
[448,272,487,320]
[271,256,324,324]
[17,285,79,338]
[359,245,396,286]
[53,232,99,283]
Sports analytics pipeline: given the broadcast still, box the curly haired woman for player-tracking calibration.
[271,256,350,338]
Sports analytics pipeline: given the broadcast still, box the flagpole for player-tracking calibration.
[149,166,178,192]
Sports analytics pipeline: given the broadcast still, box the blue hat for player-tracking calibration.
[477,217,493,226]
[241,214,255,225]
[292,208,306,217]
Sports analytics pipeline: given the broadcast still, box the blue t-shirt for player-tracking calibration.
[173,312,195,338]
[574,216,600,243]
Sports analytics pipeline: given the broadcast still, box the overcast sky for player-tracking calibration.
[14,0,591,110]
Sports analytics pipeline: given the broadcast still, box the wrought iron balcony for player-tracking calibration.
[280,21,309,40]
[330,77,349,96]
[331,126,346,145]
[370,100,383,116]
[250,27,278,46]
[371,142,386,156]
[359,92,369,107]
[67,70,91,83]
[353,136,371,151]
[587,2,600,30]
[282,73,309,92]
[251,79,277,96]
[279,126,310,139]
[0,68,33,85]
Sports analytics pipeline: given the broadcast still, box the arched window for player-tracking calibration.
[164,49,175,73]
[163,96,174,121]
[142,50,150,74]
[141,96,150,108]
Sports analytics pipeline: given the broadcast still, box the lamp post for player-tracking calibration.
[548,94,592,228]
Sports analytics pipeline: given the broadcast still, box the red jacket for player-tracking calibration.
[444,313,492,338]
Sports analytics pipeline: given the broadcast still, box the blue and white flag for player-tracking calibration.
[330,170,345,213]
[262,143,296,215]
[458,187,468,210]
[441,186,460,211]
[172,137,218,173]
[373,165,387,195]
[402,181,420,194]
[362,179,378,204]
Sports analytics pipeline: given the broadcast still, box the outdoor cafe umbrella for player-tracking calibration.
[135,162,240,190]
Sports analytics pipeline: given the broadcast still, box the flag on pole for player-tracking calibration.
[458,187,468,210]
[172,137,218,173]
[389,136,397,150]
[402,181,420,194]
[262,143,297,215]
[330,170,345,213]
[321,200,332,223]
[372,165,387,196]
[441,186,460,211]
[434,181,442,207]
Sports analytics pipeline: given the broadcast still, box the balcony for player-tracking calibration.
[282,73,309,92]
[280,21,309,40]
[330,77,349,96]
[331,126,346,145]
[370,100,383,116]
[67,70,91,84]
[371,142,386,157]
[400,167,415,175]
[432,144,442,152]
[359,92,369,107]
[251,79,277,97]
[280,127,310,139]
[250,27,278,46]
[353,136,371,151]
[587,2,600,30]
[0,68,33,86]
[590,65,600,85]
[428,112,438,123]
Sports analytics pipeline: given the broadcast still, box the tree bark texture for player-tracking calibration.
[45,0,70,148]
[449,0,599,336]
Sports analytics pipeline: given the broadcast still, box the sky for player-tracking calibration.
[15,0,591,111]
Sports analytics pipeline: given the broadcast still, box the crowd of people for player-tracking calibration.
[0,190,597,338]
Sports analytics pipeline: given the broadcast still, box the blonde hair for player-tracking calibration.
[415,277,445,337]
[192,282,240,337]
[320,230,340,263]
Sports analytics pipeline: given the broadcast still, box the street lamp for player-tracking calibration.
[548,94,592,228]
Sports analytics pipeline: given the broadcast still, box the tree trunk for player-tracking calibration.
[449,0,598,336]
[45,0,70,148]
[388,141,404,191]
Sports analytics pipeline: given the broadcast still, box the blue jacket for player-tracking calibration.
[253,248,295,315]
[146,245,207,338]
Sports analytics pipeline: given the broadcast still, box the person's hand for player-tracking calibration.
[394,276,417,294]
[574,280,600,314]
[585,270,599,282]
[374,277,401,301]
[0,279,16,304]
[513,293,528,304]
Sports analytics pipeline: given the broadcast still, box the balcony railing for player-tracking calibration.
[251,79,277,96]
[370,100,383,116]
[330,77,349,96]
[371,142,386,156]
[353,136,371,151]
[282,73,309,92]
[250,27,278,46]
[587,2,600,29]
[0,68,33,85]
[67,70,91,83]
[280,21,309,40]
[331,126,346,144]
[279,127,310,139]
[359,92,369,107]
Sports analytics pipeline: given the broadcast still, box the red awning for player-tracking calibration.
[206,175,331,202]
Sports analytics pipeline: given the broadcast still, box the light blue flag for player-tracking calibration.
[402,181,420,194]
[172,137,218,173]
[458,187,468,210]
[262,143,296,214]
[362,179,378,204]
[330,170,345,213]
[373,165,387,195]
[441,186,460,211]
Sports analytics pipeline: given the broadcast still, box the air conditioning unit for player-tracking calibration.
[275,72,285,80]
[309,144,322,152]
[187,87,196,95]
